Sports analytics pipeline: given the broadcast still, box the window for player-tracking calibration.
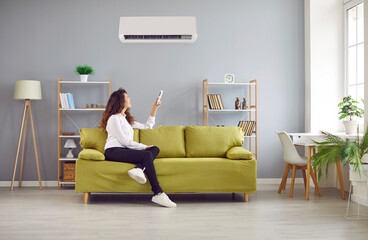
[345,0,364,124]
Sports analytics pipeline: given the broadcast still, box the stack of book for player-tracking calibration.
[207,94,224,109]
[59,93,75,109]
[237,121,256,136]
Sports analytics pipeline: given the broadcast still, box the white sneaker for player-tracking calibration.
[151,192,177,208]
[128,168,146,184]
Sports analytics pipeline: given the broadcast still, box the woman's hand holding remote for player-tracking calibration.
[150,97,161,117]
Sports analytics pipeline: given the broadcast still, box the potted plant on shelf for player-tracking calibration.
[75,65,94,82]
[311,130,368,206]
[338,96,364,134]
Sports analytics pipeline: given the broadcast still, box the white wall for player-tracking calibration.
[305,0,344,134]
[305,0,346,189]
[365,0,368,127]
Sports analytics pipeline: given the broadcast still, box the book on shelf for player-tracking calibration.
[66,93,75,109]
[207,94,224,110]
[237,121,256,136]
[59,93,75,109]
[216,94,224,109]
[207,95,213,109]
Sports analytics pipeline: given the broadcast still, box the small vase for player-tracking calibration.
[80,75,88,82]
[343,120,358,135]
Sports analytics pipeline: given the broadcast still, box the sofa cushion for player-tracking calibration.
[78,149,105,161]
[185,126,244,157]
[75,157,257,193]
[139,126,186,158]
[226,147,253,160]
[79,128,107,153]
[79,128,139,153]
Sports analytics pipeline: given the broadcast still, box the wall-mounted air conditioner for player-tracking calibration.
[119,16,197,43]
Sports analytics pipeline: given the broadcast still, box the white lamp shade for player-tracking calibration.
[64,139,77,148]
[14,80,42,100]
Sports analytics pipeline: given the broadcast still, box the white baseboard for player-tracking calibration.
[257,178,304,185]
[0,181,58,187]
[0,178,304,187]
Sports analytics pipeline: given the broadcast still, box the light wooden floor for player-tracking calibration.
[0,184,367,240]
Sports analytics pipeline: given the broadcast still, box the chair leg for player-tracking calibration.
[310,169,322,196]
[278,164,290,193]
[302,169,307,190]
[289,165,297,198]
[244,193,248,202]
[84,192,89,204]
[282,164,291,190]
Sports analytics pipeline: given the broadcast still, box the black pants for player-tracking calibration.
[104,146,163,195]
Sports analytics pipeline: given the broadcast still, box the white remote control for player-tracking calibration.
[157,90,163,105]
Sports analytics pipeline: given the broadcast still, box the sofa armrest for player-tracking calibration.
[78,149,105,161]
[226,147,253,160]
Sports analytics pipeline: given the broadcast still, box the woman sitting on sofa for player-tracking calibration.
[100,88,177,208]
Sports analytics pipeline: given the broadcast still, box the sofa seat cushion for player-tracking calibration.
[75,157,256,193]
[78,149,105,161]
[226,147,253,160]
[185,126,244,157]
[139,126,186,158]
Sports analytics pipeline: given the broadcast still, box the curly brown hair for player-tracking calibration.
[100,88,135,130]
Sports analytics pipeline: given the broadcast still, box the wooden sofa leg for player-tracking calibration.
[84,192,89,204]
[244,193,248,202]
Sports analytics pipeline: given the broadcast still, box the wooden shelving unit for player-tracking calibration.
[57,78,111,189]
[202,79,257,158]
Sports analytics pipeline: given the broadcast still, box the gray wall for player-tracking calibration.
[0,0,304,181]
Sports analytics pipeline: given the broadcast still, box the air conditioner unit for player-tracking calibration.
[119,16,197,43]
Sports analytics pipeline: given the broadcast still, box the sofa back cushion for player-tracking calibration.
[140,126,186,158]
[185,126,244,157]
[79,128,140,154]
[80,128,107,153]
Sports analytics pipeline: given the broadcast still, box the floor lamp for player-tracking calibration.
[11,80,43,191]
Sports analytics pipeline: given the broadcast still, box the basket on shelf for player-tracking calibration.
[63,162,75,182]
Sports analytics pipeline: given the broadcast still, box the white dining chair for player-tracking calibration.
[276,131,321,198]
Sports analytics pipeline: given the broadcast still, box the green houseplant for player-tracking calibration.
[75,65,94,82]
[312,130,368,180]
[312,130,368,207]
[338,96,364,134]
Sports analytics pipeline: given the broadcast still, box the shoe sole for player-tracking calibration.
[128,171,146,184]
[151,199,177,208]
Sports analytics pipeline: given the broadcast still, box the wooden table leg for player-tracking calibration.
[306,146,312,200]
[336,158,346,200]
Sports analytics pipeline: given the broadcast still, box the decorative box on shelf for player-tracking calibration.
[63,162,76,182]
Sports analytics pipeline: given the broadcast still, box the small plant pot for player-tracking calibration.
[343,120,358,135]
[349,164,368,207]
[80,75,88,82]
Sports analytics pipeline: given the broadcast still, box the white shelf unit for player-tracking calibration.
[59,135,81,138]
[59,109,105,111]
[59,158,78,161]
[208,109,256,112]
[59,181,76,185]
[202,79,258,158]
[57,78,111,189]
[59,81,110,84]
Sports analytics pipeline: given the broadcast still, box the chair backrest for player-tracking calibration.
[276,131,304,165]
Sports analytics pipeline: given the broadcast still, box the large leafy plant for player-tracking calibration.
[75,65,94,75]
[338,96,364,121]
[311,129,368,180]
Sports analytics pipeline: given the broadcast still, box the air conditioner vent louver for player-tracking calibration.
[119,17,197,43]
[124,35,192,40]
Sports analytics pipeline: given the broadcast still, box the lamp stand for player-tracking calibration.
[10,99,42,190]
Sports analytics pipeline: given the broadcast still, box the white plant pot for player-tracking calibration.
[343,120,358,135]
[349,164,368,207]
[80,75,88,82]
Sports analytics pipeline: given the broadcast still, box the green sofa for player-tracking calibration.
[75,126,257,204]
